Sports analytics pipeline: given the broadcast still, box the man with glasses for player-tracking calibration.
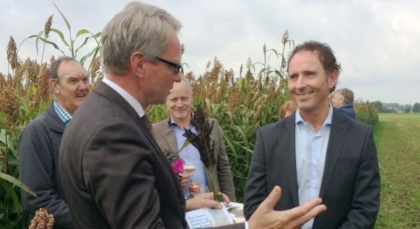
[59,2,326,229]
[19,56,90,228]
[155,56,183,74]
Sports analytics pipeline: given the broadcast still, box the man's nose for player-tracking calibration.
[78,80,89,90]
[295,76,307,89]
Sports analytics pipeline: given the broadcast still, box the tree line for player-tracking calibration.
[371,101,420,113]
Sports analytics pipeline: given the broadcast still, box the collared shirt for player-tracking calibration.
[295,105,333,228]
[102,77,145,118]
[53,101,72,125]
[169,116,208,196]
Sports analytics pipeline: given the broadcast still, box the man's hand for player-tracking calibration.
[179,173,191,189]
[186,192,230,211]
[248,186,326,229]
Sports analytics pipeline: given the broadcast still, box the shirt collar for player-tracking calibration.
[168,112,194,128]
[53,101,72,125]
[295,104,333,127]
[102,77,145,118]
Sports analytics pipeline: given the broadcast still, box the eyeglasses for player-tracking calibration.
[155,57,183,74]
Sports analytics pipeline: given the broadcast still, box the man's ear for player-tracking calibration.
[49,78,59,94]
[328,70,339,90]
[130,52,146,78]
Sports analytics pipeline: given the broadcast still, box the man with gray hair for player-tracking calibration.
[332,88,356,119]
[19,56,90,228]
[59,2,326,229]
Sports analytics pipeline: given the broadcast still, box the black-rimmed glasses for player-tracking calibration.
[155,57,183,74]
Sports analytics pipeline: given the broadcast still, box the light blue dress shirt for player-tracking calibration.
[170,116,208,197]
[295,105,333,228]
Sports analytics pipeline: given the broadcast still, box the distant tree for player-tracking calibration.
[404,104,412,113]
[412,103,420,112]
[371,101,384,112]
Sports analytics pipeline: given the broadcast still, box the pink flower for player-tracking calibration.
[171,159,184,174]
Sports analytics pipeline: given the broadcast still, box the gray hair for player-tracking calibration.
[334,88,354,104]
[49,56,78,82]
[101,1,182,75]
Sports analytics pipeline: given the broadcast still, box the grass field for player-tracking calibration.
[374,113,420,228]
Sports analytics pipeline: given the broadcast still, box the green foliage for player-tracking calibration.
[1,1,101,226]
[19,1,101,70]
[354,99,379,126]
[403,104,412,113]
[0,128,29,229]
[412,102,420,112]
[371,101,383,112]
[0,70,50,228]
[149,44,289,200]
[371,100,397,113]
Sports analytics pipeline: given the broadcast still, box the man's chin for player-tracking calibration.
[172,112,189,120]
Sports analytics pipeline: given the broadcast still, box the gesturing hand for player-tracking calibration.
[248,186,327,229]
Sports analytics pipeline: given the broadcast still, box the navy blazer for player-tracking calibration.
[244,110,380,229]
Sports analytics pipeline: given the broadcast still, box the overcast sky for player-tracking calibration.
[1,0,419,105]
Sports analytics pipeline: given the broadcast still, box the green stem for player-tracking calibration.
[208,165,223,202]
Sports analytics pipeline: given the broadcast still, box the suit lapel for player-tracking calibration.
[319,110,349,198]
[163,123,178,155]
[281,117,299,206]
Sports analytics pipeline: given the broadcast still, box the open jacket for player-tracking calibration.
[153,117,236,201]
[19,102,73,228]
[244,110,380,229]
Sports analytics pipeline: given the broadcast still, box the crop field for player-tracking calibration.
[374,113,420,228]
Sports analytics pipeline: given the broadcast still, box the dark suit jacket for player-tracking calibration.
[59,82,245,229]
[244,110,380,229]
[19,102,73,229]
[153,118,236,201]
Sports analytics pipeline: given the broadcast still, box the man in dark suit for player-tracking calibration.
[244,41,380,228]
[59,2,326,229]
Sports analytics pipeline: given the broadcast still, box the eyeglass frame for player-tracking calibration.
[154,56,183,74]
